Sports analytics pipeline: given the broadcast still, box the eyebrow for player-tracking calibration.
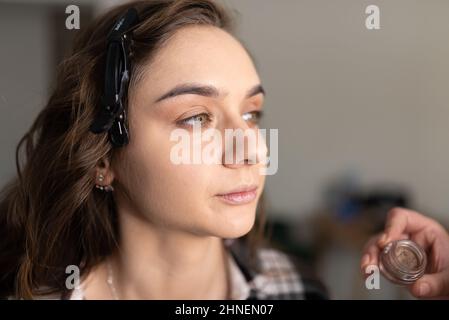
[154,83,265,103]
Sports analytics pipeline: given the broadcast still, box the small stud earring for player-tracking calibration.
[103,185,114,192]
[95,174,113,192]
[95,183,114,192]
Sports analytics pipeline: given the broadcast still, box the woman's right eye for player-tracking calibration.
[177,112,213,128]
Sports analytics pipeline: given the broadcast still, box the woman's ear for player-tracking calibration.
[94,157,115,188]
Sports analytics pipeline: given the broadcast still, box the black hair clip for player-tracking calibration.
[90,8,139,147]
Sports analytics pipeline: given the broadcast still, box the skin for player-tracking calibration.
[84,25,267,299]
[361,207,449,299]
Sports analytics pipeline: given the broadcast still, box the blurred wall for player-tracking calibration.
[0,2,51,184]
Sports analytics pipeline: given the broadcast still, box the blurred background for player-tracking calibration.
[1,0,449,299]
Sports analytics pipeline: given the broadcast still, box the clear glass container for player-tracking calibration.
[379,239,427,285]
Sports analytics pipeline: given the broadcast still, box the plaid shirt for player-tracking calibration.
[225,239,328,300]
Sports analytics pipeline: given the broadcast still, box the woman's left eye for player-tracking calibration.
[242,110,263,124]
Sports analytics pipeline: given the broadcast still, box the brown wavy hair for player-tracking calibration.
[0,0,268,299]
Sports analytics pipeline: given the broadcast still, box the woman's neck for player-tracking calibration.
[85,209,231,300]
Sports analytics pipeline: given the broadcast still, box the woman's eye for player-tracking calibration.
[177,112,212,127]
[242,110,263,124]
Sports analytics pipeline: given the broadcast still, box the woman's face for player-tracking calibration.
[112,26,267,239]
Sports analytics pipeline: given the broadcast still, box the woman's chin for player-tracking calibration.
[211,212,256,239]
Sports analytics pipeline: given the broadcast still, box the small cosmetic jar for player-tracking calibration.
[379,239,427,285]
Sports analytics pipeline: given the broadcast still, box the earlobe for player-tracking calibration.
[94,171,115,192]
[95,158,115,190]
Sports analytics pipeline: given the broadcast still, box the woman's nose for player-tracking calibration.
[221,117,265,169]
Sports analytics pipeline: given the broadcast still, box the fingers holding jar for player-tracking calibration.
[360,207,449,299]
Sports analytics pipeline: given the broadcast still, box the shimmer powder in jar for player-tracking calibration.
[379,239,427,285]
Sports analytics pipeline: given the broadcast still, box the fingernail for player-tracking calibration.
[378,233,388,245]
[418,283,430,297]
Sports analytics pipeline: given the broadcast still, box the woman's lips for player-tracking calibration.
[216,185,258,205]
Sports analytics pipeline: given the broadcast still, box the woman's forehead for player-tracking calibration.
[139,26,260,92]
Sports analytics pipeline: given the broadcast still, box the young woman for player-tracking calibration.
[0,0,326,300]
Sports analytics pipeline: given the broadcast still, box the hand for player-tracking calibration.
[360,207,449,299]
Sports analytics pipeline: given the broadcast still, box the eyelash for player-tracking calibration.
[177,110,264,128]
